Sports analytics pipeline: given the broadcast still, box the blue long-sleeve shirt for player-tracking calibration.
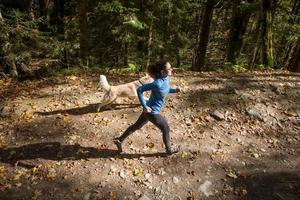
[137,76,177,114]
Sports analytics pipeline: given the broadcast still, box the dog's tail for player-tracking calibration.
[99,75,110,91]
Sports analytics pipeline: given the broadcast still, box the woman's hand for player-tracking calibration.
[143,106,152,113]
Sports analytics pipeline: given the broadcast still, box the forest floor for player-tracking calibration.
[0,70,299,200]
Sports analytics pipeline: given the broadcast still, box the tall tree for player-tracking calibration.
[20,0,35,20]
[78,0,88,65]
[260,0,274,67]
[193,0,215,71]
[192,5,205,69]
[0,9,18,77]
[53,0,65,34]
[288,37,300,72]
[282,0,300,68]
[226,0,253,64]
[146,21,153,69]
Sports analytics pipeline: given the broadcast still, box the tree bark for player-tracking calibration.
[37,0,50,30]
[123,43,128,67]
[146,21,153,68]
[54,0,65,34]
[28,0,35,20]
[0,10,18,77]
[282,0,300,67]
[20,0,35,20]
[176,48,180,68]
[146,22,153,69]
[249,13,261,68]
[193,0,215,71]
[288,38,300,72]
[261,0,274,68]
[226,0,253,64]
[192,5,205,70]
[78,0,88,66]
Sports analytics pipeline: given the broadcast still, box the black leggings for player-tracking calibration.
[118,112,171,151]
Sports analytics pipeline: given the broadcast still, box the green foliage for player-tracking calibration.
[1,0,299,74]
[1,9,66,71]
[108,63,140,73]
[224,62,247,72]
[180,63,192,71]
[123,17,145,30]
[58,66,83,76]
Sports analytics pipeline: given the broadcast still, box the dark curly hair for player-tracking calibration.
[147,60,169,79]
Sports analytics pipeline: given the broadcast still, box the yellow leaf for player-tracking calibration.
[181,152,189,158]
[0,166,6,175]
[133,168,142,176]
[47,168,57,179]
[23,110,34,120]
[0,142,7,149]
[15,182,22,187]
[63,116,69,123]
[285,111,294,116]
[32,190,42,200]
[146,143,155,149]
[67,75,77,81]
[0,183,12,191]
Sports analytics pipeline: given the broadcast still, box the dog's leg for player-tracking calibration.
[105,92,118,109]
[97,93,117,111]
[97,93,109,112]
[106,97,117,109]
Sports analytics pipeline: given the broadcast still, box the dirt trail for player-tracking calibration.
[0,71,299,200]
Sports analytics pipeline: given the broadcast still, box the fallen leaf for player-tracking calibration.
[32,190,43,200]
[146,143,155,149]
[63,116,69,123]
[133,168,142,176]
[227,172,238,179]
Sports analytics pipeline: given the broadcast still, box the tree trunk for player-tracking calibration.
[249,13,261,68]
[21,0,35,20]
[250,33,261,69]
[78,0,88,66]
[138,0,153,70]
[193,0,215,71]
[9,59,18,77]
[288,38,300,72]
[261,0,274,68]
[281,0,300,67]
[146,22,153,69]
[123,43,128,67]
[176,48,180,68]
[226,0,253,64]
[28,0,35,20]
[192,5,205,70]
[37,0,50,30]
[38,0,47,17]
[54,0,65,34]
[0,10,18,77]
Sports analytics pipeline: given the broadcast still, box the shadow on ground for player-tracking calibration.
[35,103,140,116]
[234,171,300,200]
[0,142,168,167]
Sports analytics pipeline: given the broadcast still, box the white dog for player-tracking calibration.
[97,74,153,111]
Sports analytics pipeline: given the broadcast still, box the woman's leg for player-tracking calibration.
[118,112,148,142]
[146,114,171,151]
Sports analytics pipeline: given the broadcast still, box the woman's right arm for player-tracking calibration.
[137,82,156,109]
